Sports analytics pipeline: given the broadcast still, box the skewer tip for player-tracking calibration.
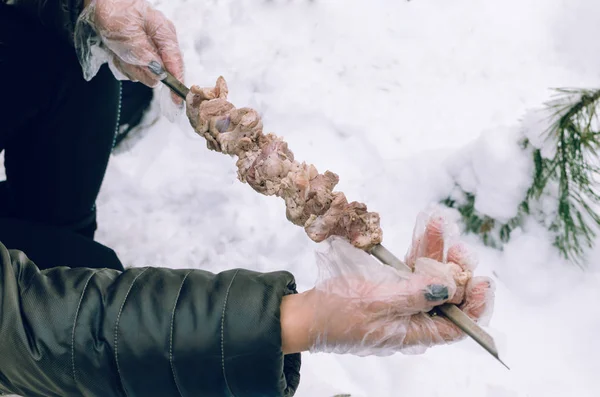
[496,356,510,370]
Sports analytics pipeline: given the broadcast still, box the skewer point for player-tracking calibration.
[496,356,510,370]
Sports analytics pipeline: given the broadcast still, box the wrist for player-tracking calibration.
[280,291,314,355]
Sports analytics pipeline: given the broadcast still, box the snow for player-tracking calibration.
[4,0,600,396]
[445,125,534,222]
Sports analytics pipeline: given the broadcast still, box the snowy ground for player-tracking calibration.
[6,0,600,396]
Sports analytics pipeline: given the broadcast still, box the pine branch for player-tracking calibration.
[532,88,600,265]
[442,191,524,251]
[442,88,600,266]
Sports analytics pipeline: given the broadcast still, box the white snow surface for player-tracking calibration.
[5,0,600,396]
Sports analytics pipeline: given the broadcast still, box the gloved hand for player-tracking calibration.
[74,0,184,105]
[303,211,495,356]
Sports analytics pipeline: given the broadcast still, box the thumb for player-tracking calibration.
[413,257,458,299]
[386,259,457,316]
[145,8,185,105]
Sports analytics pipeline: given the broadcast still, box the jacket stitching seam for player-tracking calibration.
[114,267,149,397]
[71,270,99,388]
[221,269,240,397]
[170,270,193,397]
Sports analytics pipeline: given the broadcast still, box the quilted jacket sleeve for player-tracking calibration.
[1,0,85,45]
[0,241,301,397]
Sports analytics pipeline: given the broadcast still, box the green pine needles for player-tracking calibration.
[443,88,600,266]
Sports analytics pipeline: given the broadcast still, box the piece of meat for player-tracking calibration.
[185,76,383,251]
[305,193,383,250]
[281,162,317,225]
[281,167,339,226]
[186,77,233,151]
[245,137,295,196]
[303,171,339,220]
[304,192,347,242]
[217,108,264,155]
[236,133,276,181]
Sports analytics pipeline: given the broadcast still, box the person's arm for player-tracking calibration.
[0,241,301,397]
[280,293,312,354]
[2,0,86,45]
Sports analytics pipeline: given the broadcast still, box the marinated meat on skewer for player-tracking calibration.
[185,77,383,251]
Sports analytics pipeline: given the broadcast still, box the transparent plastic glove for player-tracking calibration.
[307,212,495,357]
[74,0,184,107]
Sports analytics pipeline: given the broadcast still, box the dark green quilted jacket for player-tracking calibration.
[0,242,301,396]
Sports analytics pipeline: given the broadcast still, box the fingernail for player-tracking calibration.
[148,61,164,76]
[424,284,449,301]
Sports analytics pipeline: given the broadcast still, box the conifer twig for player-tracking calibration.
[443,88,600,266]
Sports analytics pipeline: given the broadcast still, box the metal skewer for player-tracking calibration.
[148,61,189,98]
[152,66,508,369]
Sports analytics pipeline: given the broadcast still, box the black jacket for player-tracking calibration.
[2,0,84,45]
[0,242,301,396]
